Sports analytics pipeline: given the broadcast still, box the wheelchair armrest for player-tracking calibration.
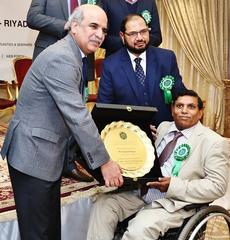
[183,203,210,211]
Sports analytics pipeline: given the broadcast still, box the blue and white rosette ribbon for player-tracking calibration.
[160,75,175,104]
[141,10,152,24]
[172,144,191,176]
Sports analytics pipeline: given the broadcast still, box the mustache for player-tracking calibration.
[90,38,102,45]
[135,40,146,44]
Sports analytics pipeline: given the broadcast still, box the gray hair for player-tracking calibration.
[68,7,84,25]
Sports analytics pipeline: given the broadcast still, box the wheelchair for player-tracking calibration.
[114,204,230,240]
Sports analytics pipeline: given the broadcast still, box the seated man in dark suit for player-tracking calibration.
[87,89,229,240]
[97,14,186,127]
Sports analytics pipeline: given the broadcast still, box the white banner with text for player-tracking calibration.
[0,0,38,82]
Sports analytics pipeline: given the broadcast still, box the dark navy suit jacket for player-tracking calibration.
[97,46,186,126]
[101,0,162,55]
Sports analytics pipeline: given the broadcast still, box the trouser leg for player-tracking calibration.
[122,205,195,240]
[8,164,61,240]
[87,191,145,240]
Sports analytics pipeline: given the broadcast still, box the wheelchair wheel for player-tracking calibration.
[178,205,230,240]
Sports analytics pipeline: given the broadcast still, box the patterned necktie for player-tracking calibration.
[134,58,145,86]
[158,131,183,167]
[82,57,88,83]
[142,131,183,203]
[83,57,89,102]
[80,57,88,96]
[71,0,78,13]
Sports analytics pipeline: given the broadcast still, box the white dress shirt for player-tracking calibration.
[127,50,147,76]
[143,122,197,203]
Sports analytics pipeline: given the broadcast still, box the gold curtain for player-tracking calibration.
[156,0,229,134]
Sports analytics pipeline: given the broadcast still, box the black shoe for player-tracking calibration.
[64,168,94,182]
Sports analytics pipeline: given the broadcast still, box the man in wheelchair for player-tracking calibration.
[87,89,229,240]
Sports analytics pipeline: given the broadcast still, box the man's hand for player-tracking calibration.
[101,160,123,187]
[146,177,171,192]
[150,124,157,140]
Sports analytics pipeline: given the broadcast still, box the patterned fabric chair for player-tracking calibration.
[0,81,15,110]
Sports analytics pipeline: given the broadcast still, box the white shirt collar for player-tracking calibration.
[127,50,146,62]
[167,122,199,139]
[79,50,86,59]
[127,50,147,74]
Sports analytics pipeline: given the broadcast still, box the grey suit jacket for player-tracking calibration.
[27,0,69,58]
[1,34,109,181]
[152,121,229,212]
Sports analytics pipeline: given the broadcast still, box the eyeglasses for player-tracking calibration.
[124,28,151,38]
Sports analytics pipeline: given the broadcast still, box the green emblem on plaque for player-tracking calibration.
[120,132,127,140]
[141,10,152,24]
[160,75,175,104]
[172,144,191,176]
[87,0,96,4]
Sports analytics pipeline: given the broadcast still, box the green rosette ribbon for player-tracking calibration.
[172,144,191,176]
[84,87,89,103]
[141,10,152,24]
[87,0,96,4]
[160,75,175,104]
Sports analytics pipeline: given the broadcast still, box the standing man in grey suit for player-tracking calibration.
[87,89,229,240]
[27,0,101,181]
[1,5,123,240]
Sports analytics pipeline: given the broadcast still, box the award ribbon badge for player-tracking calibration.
[172,144,191,176]
[84,87,89,103]
[160,75,175,104]
[141,10,152,24]
[87,0,96,4]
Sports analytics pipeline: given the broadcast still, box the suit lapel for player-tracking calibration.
[180,122,204,169]
[60,0,69,19]
[66,34,85,95]
[186,122,204,153]
[120,50,143,103]
[155,122,205,170]
[155,122,172,147]
[146,48,158,102]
